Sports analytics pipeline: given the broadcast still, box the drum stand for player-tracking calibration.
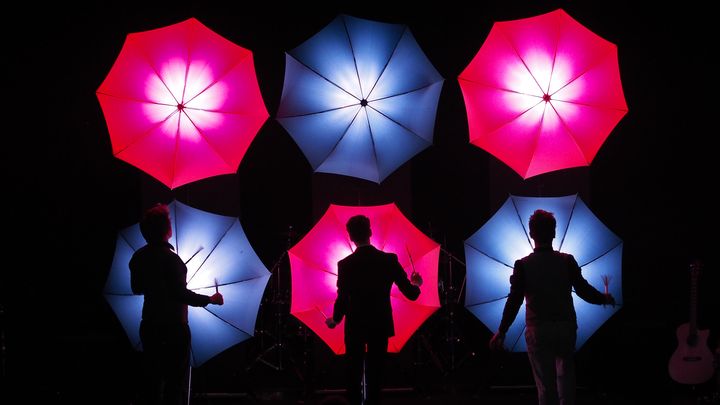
[247,227,306,383]
[441,246,467,373]
[412,244,468,379]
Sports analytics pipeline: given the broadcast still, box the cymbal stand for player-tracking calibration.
[440,245,467,373]
[248,228,295,373]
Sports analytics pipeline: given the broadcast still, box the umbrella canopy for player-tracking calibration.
[277,14,444,183]
[464,194,622,351]
[104,201,271,366]
[97,18,268,189]
[289,203,440,354]
[458,9,628,179]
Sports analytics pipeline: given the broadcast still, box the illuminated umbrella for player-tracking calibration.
[103,200,271,366]
[464,194,622,351]
[97,18,268,189]
[458,9,628,178]
[277,14,444,183]
[289,203,440,354]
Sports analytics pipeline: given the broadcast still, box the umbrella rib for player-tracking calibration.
[457,77,542,100]
[113,108,181,157]
[365,102,425,144]
[136,45,181,106]
[294,254,341,277]
[468,295,509,306]
[191,275,267,291]
[96,92,181,155]
[181,111,236,170]
[457,82,546,141]
[171,111,181,185]
[557,194,578,251]
[510,324,526,351]
[203,306,254,336]
[181,29,191,106]
[183,51,253,108]
[578,240,623,268]
[465,243,514,270]
[341,16,367,99]
[363,108,382,182]
[547,102,590,164]
[186,220,238,285]
[546,13,563,96]
[501,27,547,97]
[313,107,364,169]
[522,103,551,177]
[510,196,534,248]
[548,47,616,102]
[368,81,440,103]
[366,82,443,142]
[550,98,627,113]
[118,231,139,254]
[364,26,406,100]
[105,292,135,297]
[288,55,361,104]
[278,104,360,119]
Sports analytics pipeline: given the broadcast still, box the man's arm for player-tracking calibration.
[567,255,610,305]
[498,260,525,334]
[391,254,421,301]
[331,261,349,323]
[490,260,525,350]
[169,256,212,307]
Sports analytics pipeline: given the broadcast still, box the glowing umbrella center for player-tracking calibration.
[542,93,551,102]
[177,103,185,111]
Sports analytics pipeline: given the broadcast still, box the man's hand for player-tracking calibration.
[603,293,616,308]
[325,318,337,329]
[411,271,423,287]
[489,331,506,351]
[209,292,224,305]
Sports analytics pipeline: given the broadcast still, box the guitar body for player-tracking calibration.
[668,322,715,385]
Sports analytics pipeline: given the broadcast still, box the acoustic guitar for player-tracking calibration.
[668,260,714,385]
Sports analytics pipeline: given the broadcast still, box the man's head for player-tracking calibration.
[346,215,371,244]
[528,209,555,244]
[140,203,172,243]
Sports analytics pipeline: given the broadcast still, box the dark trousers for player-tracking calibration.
[139,320,191,405]
[344,335,388,405]
[525,322,577,405]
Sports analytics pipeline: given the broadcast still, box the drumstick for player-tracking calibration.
[405,245,417,275]
[214,278,219,294]
[185,245,204,265]
[602,275,611,295]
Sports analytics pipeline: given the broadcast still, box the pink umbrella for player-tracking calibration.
[458,9,628,179]
[97,18,268,189]
[289,203,440,354]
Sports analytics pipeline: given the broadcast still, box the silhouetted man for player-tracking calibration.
[130,203,224,405]
[489,209,615,405]
[326,215,423,405]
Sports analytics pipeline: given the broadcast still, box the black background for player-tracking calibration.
[3,1,716,403]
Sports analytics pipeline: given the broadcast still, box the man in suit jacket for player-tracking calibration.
[489,209,615,405]
[326,214,423,405]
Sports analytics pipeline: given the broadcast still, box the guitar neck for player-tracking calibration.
[688,262,700,336]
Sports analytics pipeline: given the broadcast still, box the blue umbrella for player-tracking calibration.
[103,201,271,366]
[464,194,622,351]
[277,14,444,183]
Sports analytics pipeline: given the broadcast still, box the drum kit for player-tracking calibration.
[246,227,473,384]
